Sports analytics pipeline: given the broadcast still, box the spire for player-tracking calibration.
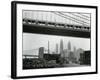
[48,41,50,54]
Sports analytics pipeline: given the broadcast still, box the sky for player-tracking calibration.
[23,33,90,55]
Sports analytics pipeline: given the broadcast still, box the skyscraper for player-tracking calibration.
[73,46,77,58]
[60,39,63,53]
[68,41,71,51]
[60,39,64,57]
[74,46,76,52]
[56,43,58,54]
[39,47,44,58]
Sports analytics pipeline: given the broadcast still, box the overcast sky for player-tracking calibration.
[23,33,90,55]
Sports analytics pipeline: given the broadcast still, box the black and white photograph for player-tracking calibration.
[11,1,97,79]
[22,10,91,69]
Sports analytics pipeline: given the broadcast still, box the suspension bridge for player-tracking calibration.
[23,11,91,38]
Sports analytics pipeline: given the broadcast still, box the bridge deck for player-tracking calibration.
[23,23,90,38]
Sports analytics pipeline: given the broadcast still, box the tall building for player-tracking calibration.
[60,39,64,57]
[63,49,68,57]
[73,46,77,59]
[48,41,50,54]
[68,51,75,62]
[39,47,44,58]
[74,46,76,52]
[68,46,76,62]
[68,41,71,51]
[67,41,76,63]
[76,48,84,61]
[56,43,58,54]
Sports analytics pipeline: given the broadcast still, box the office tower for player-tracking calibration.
[56,43,58,54]
[73,46,77,60]
[76,48,84,61]
[39,47,44,58]
[74,46,76,52]
[68,41,71,51]
[60,39,64,57]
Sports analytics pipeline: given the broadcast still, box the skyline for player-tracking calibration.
[23,33,90,55]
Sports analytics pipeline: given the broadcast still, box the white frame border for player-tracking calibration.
[16,3,97,77]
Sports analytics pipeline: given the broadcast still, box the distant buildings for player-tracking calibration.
[75,48,84,62]
[23,39,90,65]
[23,38,91,69]
[59,40,76,63]
[68,51,76,63]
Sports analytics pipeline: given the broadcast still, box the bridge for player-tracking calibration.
[23,11,91,38]
[22,48,49,58]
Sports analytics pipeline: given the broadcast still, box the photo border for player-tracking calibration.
[11,1,98,79]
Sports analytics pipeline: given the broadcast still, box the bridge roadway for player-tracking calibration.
[23,19,90,38]
[23,55,38,58]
